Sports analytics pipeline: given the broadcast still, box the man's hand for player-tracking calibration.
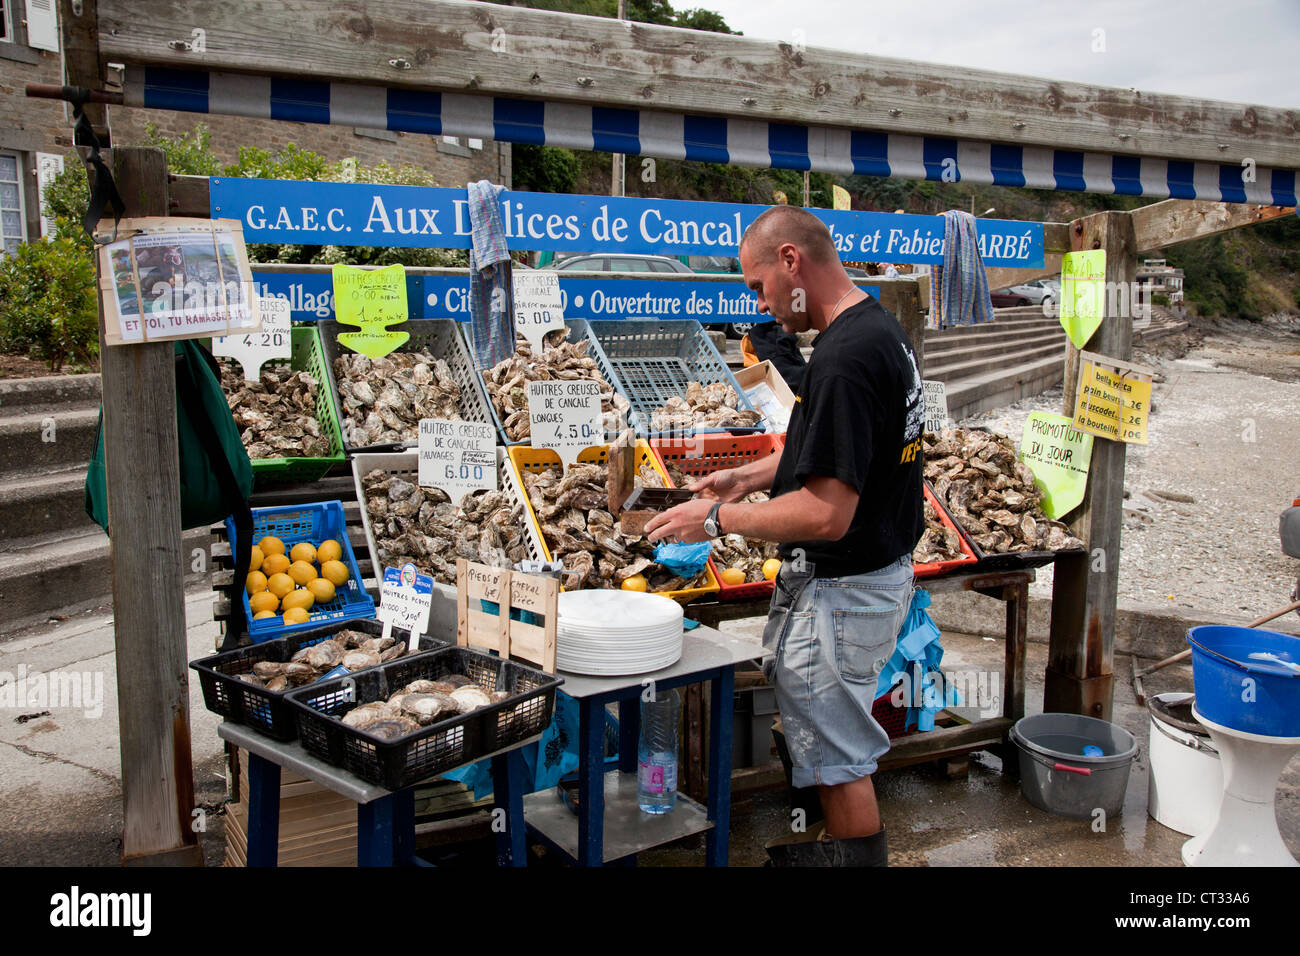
[690,469,747,503]
[645,498,715,544]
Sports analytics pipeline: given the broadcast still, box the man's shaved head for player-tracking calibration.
[740,205,839,266]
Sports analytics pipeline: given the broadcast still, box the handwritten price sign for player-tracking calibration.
[512,270,567,352]
[332,263,410,358]
[212,294,292,380]
[527,380,603,468]
[417,419,498,502]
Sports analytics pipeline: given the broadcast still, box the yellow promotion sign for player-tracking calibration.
[332,263,410,357]
[1071,350,1154,445]
[1060,249,1106,349]
[832,185,851,211]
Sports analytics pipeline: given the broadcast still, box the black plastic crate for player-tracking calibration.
[189,618,433,742]
[285,646,563,791]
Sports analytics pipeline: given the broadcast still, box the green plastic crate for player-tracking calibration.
[214,325,346,486]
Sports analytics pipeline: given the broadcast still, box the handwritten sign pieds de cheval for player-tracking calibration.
[1019,413,1094,519]
[527,380,603,468]
[1071,350,1154,445]
[212,295,291,380]
[512,270,567,352]
[378,563,434,639]
[417,419,498,501]
[332,263,409,358]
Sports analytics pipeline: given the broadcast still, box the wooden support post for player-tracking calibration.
[99,148,202,865]
[1046,211,1136,721]
[877,278,924,375]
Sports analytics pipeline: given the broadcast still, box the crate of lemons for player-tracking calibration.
[245,535,352,626]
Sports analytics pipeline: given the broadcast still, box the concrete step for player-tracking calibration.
[926,329,1066,366]
[926,321,1064,352]
[0,406,99,478]
[946,354,1065,421]
[928,338,1066,386]
[0,525,209,636]
[0,466,96,541]
[0,373,100,412]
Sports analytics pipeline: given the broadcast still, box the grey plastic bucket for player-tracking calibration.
[1010,713,1138,819]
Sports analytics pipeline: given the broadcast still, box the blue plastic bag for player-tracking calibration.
[441,691,582,799]
[652,541,712,578]
[873,588,961,732]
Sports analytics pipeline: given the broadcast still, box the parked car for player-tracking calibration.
[995,278,1058,309]
[550,253,694,273]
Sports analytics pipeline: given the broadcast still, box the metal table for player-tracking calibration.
[219,722,539,867]
[521,625,768,866]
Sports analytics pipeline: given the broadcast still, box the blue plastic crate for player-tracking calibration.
[226,499,376,643]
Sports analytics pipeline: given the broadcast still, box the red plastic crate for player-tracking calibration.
[912,483,978,579]
[650,433,786,601]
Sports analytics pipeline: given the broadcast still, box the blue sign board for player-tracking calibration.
[252,270,879,324]
[215,178,1044,268]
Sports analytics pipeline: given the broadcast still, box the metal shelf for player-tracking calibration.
[523,770,714,864]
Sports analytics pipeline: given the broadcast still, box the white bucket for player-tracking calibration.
[1147,693,1222,836]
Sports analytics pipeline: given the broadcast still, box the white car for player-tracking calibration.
[1004,278,1059,308]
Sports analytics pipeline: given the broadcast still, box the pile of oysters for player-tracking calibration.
[650,381,761,433]
[481,337,630,442]
[340,674,513,740]
[912,495,967,565]
[924,427,1085,553]
[235,629,410,692]
[220,361,333,460]
[333,350,464,446]
[361,471,531,587]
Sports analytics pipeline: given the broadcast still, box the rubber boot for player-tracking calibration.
[765,826,889,867]
[771,723,824,827]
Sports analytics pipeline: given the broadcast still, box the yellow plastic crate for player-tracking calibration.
[507,442,720,605]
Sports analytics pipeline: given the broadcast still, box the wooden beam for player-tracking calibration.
[100,148,202,866]
[168,173,211,217]
[1046,211,1136,722]
[985,254,1063,292]
[97,0,1299,169]
[59,0,108,136]
[1132,199,1296,253]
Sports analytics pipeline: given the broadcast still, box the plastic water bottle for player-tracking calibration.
[637,687,680,814]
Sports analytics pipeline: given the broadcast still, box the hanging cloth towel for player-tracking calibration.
[929,209,995,330]
[466,180,516,370]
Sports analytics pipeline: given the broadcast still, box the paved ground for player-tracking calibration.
[2,589,1293,867]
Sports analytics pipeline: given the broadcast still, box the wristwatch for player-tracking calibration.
[703,502,724,538]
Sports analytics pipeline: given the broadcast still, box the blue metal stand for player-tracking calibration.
[245,752,281,867]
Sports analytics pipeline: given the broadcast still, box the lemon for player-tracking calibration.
[762,559,781,581]
[621,574,648,592]
[250,545,265,570]
[720,567,747,586]
[281,589,315,612]
[316,539,343,564]
[253,610,277,620]
[319,559,349,588]
[261,553,290,577]
[282,606,310,625]
[290,541,317,565]
[307,577,336,604]
[267,572,295,600]
[288,560,318,586]
[245,570,268,594]
[258,535,285,557]
[250,590,280,614]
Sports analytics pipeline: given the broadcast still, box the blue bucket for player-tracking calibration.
[1186,626,1300,737]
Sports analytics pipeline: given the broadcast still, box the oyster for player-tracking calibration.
[522,461,708,593]
[450,686,493,713]
[481,335,630,442]
[219,361,333,460]
[333,349,464,446]
[923,427,1086,554]
[361,468,531,588]
[912,497,966,565]
[650,381,761,433]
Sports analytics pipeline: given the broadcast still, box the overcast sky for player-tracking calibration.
[702,0,1299,110]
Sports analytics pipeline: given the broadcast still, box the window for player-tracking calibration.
[1,152,26,255]
[1,0,11,42]
[442,135,459,146]
[610,258,654,273]
[467,138,483,150]
[648,260,677,273]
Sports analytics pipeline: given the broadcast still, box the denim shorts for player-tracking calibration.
[761,555,914,788]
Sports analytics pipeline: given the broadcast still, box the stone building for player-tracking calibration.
[0,5,511,253]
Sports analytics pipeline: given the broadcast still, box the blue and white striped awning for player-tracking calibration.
[125,67,1298,207]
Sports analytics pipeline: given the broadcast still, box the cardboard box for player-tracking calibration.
[734,361,795,433]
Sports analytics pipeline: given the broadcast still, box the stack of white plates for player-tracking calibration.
[556,590,684,676]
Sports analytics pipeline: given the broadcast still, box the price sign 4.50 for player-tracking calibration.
[527,380,603,469]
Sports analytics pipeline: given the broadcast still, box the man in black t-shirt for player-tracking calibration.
[647,205,923,866]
